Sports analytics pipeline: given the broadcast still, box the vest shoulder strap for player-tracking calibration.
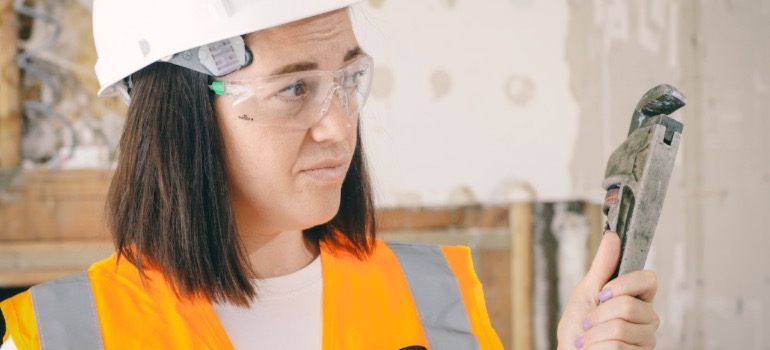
[29,272,104,350]
[386,241,481,350]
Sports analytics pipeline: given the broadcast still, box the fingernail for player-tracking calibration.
[598,288,613,303]
[574,336,584,348]
[582,318,592,331]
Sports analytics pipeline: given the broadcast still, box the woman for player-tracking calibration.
[1,0,658,349]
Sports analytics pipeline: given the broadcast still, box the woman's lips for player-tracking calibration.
[300,163,347,183]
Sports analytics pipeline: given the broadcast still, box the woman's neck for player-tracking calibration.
[238,229,319,279]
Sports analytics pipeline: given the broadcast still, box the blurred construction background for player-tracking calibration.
[1,0,769,349]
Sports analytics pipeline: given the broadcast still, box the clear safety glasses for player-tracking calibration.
[209,55,373,129]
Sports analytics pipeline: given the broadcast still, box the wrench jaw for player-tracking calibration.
[629,84,687,135]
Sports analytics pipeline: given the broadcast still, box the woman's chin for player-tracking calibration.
[304,207,341,228]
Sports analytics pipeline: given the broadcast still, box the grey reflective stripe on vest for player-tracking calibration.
[30,272,104,350]
[387,242,481,350]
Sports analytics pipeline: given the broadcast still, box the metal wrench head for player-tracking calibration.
[629,84,687,135]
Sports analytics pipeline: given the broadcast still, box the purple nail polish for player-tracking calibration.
[598,288,613,303]
[582,318,592,331]
[574,336,584,348]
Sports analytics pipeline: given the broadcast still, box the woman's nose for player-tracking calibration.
[309,87,355,143]
[320,85,349,116]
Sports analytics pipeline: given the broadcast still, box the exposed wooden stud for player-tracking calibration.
[479,250,511,348]
[510,202,533,350]
[0,0,21,169]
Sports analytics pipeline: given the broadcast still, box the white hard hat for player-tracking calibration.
[93,0,365,100]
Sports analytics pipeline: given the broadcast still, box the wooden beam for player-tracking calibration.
[0,170,113,240]
[377,205,509,231]
[479,249,511,348]
[0,167,516,240]
[0,269,85,288]
[0,0,21,168]
[0,240,113,287]
[510,202,533,350]
[380,228,509,251]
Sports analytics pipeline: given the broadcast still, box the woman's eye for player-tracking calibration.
[277,81,307,98]
[345,70,366,88]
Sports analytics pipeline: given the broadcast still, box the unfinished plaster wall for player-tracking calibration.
[692,1,770,348]
[354,0,579,206]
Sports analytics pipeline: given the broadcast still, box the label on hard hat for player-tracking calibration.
[199,37,248,76]
[159,36,249,77]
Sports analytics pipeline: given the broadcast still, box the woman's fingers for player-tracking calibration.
[584,231,622,289]
[559,231,660,350]
[586,295,659,327]
[600,270,658,303]
[580,319,657,348]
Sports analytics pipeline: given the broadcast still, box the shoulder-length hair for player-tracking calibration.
[106,62,376,306]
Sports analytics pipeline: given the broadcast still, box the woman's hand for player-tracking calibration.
[557,231,660,349]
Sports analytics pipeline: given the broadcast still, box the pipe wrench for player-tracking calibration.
[602,84,686,278]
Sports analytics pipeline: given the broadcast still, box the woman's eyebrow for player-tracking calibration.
[343,46,363,62]
[269,46,364,75]
[271,62,319,75]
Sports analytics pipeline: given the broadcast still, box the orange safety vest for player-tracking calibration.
[1,240,502,349]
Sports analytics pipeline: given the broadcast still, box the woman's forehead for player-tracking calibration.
[244,9,357,66]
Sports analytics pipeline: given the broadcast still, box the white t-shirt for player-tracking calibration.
[213,255,323,349]
[0,338,15,350]
[0,256,323,350]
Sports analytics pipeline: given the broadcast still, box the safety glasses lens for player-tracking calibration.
[216,56,373,129]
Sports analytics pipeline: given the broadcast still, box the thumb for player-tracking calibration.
[585,231,622,289]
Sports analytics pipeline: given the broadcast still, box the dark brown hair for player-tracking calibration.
[106,62,376,306]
